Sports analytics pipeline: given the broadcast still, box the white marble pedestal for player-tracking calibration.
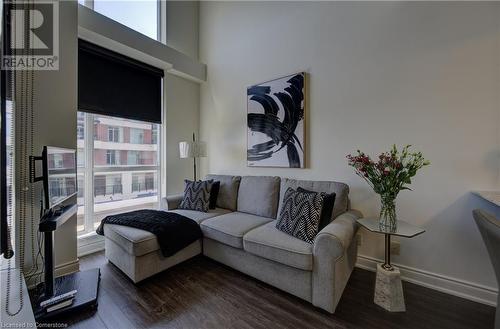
[374,263,405,312]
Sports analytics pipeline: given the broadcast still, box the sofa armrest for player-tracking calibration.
[314,211,360,258]
[312,210,361,313]
[161,194,184,211]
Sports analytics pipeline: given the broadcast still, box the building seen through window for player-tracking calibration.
[77,112,160,235]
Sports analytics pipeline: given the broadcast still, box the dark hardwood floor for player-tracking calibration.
[45,252,495,329]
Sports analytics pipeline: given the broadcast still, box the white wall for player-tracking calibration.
[165,74,200,194]
[15,0,79,277]
[46,0,80,275]
[165,1,200,194]
[166,1,199,60]
[199,2,500,303]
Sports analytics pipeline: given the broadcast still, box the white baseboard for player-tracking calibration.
[78,239,105,257]
[356,254,498,307]
[55,259,80,277]
[77,233,105,257]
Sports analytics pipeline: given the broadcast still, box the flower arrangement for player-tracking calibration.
[347,145,430,231]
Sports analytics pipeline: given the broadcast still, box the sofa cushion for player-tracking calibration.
[103,224,158,257]
[279,178,349,220]
[170,207,232,224]
[243,221,313,271]
[103,208,231,256]
[237,176,281,218]
[201,212,273,249]
[205,174,241,211]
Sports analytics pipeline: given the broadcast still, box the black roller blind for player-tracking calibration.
[78,39,164,124]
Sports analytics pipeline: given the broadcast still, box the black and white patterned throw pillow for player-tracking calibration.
[179,180,213,212]
[276,187,326,244]
[297,187,336,231]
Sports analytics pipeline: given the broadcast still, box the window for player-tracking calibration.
[106,150,119,165]
[52,153,64,169]
[77,149,85,167]
[94,174,122,197]
[127,150,141,165]
[79,0,161,41]
[77,123,84,139]
[107,126,122,143]
[151,125,158,144]
[132,172,156,193]
[130,128,144,144]
[49,177,76,199]
[77,112,161,235]
[77,177,84,198]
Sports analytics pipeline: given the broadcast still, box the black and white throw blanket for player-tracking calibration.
[96,209,202,257]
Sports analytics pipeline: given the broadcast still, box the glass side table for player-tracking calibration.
[357,218,425,312]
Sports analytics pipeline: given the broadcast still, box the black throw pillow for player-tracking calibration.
[297,187,336,231]
[276,187,325,244]
[209,181,220,209]
[179,180,213,212]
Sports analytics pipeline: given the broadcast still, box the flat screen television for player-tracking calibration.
[43,146,78,210]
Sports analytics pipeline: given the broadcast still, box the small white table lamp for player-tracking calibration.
[179,133,207,181]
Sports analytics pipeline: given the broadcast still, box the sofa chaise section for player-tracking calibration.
[103,206,230,283]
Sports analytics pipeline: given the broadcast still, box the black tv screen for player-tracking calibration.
[44,146,77,209]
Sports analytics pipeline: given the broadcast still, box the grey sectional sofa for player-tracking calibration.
[102,175,361,313]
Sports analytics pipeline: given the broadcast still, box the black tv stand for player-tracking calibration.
[34,204,100,321]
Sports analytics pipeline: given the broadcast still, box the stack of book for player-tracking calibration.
[40,290,77,313]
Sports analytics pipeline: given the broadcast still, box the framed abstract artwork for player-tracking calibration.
[247,72,306,168]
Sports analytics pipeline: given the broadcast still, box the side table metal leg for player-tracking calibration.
[383,234,393,271]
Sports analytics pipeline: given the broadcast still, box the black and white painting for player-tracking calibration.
[247,72,305,168]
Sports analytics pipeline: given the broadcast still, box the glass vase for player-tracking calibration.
[379,195,397,232]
